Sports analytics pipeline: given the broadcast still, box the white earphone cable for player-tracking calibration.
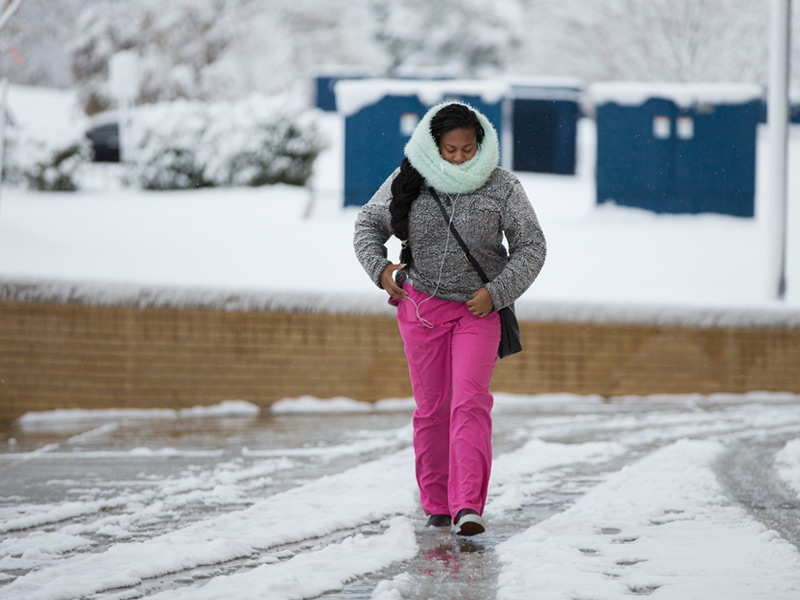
[406,193,459,328]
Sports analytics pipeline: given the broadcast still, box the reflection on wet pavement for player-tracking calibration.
[2,394,800,599]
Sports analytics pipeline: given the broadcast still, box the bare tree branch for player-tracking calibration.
[0,0,25,35]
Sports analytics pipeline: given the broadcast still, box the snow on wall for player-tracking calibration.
[334,79,510,116]
[3,278,799,329]
[589,82,764,108]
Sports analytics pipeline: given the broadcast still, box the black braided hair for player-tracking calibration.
[389,103,485,267]
[389,157,424,266]
[429,103,485,147]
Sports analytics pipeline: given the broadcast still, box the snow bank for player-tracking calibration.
[0,447,224,462]
[16,401,260,426]
[269,395,414,414]
[590,82,764,108]
[335,79,509,116]
[5,85,85,144]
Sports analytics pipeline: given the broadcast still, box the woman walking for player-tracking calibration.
[353,101,546,535]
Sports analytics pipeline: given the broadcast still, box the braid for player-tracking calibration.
[390,157,424,266]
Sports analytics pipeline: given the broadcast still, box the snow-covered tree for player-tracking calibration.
[71,0,231,115]
[512,0,777,85]
[0,0,81,88]
[369,0,524,77]
[4,0,800,107]
[200,0,381,102]
[67,0,383,115]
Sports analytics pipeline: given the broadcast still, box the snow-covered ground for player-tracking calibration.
[2,86,800,599]
[3,394,800,599]
[1,86,799,321]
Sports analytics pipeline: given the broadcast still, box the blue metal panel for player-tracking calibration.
[344,93,505,207]
[756,98,800,123]
[596,98,676,211]
[596,97,757,217]
[315,75,338,112]
[674,102,758,217]
[344,95,428,207]
[512,98,579,175]
[315,74,369,112]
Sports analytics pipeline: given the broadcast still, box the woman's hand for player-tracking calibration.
[380,263,408,301]
[467,287,494,318]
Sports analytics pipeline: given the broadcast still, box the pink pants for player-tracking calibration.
[396,284,500,517]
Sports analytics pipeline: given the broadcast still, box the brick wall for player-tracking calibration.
[1,298,799,422]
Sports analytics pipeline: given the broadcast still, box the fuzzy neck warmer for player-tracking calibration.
[404,101,499,195]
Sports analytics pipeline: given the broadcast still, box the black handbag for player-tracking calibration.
[429,189,522,359]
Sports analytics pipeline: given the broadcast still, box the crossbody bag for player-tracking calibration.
[428,188,522,358]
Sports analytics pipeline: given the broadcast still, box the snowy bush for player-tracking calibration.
[3,130,92,192]
[199,97,326,187]
[129,96,327,191]
[128,100,209,190]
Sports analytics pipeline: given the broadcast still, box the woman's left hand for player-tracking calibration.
[467,288,494,318]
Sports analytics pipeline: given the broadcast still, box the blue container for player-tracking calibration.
[594,83,761,217]
[313,68,375,112]
[756,97,800,123]
[509,80,582,175]
[337,80,507,207]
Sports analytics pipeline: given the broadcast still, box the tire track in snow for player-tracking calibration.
[0,423,411,577]
[6,398,800,599]
[144,517,418,600]
[0,449,418,600]
[716,444,800,551]
[355,439,634,600]
[344,400,800,599]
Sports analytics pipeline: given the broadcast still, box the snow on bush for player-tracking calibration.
[128,100,208,190]
[3,129,92,192]
[129,95,327,191]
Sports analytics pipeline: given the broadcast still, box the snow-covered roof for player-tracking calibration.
[497,76,583,101]
[311,64,381,78]
[335,79,510,116]
[503,75,583,89]
[589,82,764,109]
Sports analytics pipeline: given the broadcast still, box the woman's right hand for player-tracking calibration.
[380,263,408,301]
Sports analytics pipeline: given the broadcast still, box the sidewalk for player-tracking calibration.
[2,393,800,599]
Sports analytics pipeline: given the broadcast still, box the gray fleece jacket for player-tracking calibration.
[353,166,546,310]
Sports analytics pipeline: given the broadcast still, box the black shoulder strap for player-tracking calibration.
[429,188,490,285]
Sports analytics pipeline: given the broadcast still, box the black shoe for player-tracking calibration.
[453,509,486,536]
[425,514,452,528]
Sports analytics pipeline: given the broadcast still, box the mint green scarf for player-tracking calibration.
[404,101,500,195]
